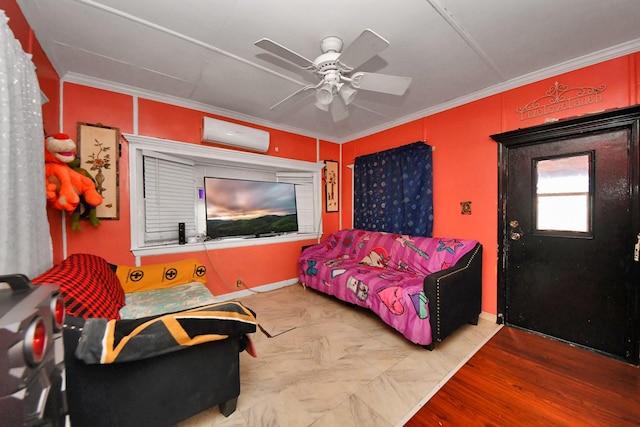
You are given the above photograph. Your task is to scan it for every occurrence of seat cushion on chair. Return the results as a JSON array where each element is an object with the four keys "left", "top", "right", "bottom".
[
  {"left": 119, "top": 281, "right": 217, "bottom": 319},
  {"left": 34, "top": 253, "right": 125, "bottom": 319}
]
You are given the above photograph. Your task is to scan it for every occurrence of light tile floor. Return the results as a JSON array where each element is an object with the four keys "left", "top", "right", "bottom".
[{"left": 179, "top": 284, "right": 499, "bottom": 427}]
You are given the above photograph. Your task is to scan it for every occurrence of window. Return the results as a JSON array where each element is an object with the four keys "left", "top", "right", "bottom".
[
  {"left": 128, "top": 135, "right": 323, "bottom": 256},
  {"left": 143, "top": 152, "right": 196, "bottom": 244},
  {"left": 534, "top": 153, "right": 592, "bottom": 235},
  {"left": 276, "top": 172, "right": 317, "bottom": 233}
]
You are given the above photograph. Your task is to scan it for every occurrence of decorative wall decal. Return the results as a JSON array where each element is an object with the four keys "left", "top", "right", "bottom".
[
  {"left": 516, "top": 81, "right": 606, "bottom": 121},
  {"left": 324, "top": 160, "right": 339, "bottom": 212},
  {"left": 77, "top": 122, "right": 120, "bottom": 219}
]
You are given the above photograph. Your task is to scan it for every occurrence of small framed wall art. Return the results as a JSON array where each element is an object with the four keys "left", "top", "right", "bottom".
[
  {"left": 324, "top": 160, "right": 339, "bottom": 212},
  {"left": 77, "top": 122, "right": 120, "bottom": 219}
]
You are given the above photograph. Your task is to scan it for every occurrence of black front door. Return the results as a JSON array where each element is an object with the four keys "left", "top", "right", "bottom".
[{"left": 492, "top": 106, "right": 640, "bottom": 365}]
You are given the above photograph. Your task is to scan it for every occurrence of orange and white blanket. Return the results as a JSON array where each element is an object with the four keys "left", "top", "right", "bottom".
[{"left": 75, "top": 301, "right": 257, "bottom": 364}]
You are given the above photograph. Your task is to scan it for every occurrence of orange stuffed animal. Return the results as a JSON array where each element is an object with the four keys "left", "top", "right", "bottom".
[{"left": 45, "top": 133, "right": 103, "bottom": 212}]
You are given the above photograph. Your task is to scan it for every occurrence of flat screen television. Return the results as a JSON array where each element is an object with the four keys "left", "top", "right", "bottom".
[{"left": 204, "top": 177, "right": 298, "bottom": 239}]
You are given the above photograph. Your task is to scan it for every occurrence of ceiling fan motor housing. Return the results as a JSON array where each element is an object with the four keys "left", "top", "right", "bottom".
[
  {"left": 314, "top": 52, "right": 342, "bottom": 74},
  {"left": 320, "top": 36, "right": 343, "bottom": 54}
]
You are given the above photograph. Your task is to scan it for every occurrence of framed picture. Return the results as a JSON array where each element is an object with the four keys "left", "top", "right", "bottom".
[
  {"left": 324, "top": 160, "right": 339, "bottom": 212},
  {"left": 77, "top": 122, "right": 120, "bottom": 219}
]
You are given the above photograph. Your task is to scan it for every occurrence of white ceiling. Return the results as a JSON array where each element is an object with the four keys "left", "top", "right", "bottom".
[{"left": 15, "top": 0, "right": 640, "bottom": 143}]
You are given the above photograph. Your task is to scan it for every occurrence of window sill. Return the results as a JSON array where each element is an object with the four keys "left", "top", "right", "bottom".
[{"left": 131, "top": 233, "right": 321, "bottom": 257}]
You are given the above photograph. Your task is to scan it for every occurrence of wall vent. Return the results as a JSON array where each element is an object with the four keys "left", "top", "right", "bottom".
[{"left": 201, "top": 117, "right": 269, "bottom": 153}]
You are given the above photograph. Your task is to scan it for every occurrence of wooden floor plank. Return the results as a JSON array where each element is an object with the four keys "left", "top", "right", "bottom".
[{"left": 405, "top": 327, "right": 640, "bottom": 427}]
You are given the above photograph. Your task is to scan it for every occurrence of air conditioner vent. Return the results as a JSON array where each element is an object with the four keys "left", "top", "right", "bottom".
[{"left": 201, "top": 117, "right": 269, "bottom": 153}]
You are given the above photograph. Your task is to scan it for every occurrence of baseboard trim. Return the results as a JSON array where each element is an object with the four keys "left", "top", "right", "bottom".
[
  {"left": 479, "top": 311, "right": 498, "bottom": 323},
  {"left": 215, "top": 278, "right": 298, "bottom": 301}
]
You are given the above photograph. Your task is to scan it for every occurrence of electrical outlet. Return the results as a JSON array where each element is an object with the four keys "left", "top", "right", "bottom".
[{"left": 236, "top": 279, "right": 243, "bottom": 288}]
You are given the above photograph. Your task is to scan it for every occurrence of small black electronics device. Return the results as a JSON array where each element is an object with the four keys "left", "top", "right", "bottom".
[{"left": 178, "top": 222, "right": 186, "bottom": 244}]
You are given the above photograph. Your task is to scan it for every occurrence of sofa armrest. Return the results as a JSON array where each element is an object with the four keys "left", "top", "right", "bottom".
[{"left": 424, "top": 243, "right": 483, "bottom": 344}]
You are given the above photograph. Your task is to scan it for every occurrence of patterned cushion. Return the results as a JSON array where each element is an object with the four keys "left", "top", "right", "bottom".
[
  {"left": 119, "top": 282, "right": 216, "bottom": 319},
  {"left": 115, "top": 258, "right": 208, "bottom": 294},
  {"left": 33, "top": 253, "right": 125, "bottom": 320}
]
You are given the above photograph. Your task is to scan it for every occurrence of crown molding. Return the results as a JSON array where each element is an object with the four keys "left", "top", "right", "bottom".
[
  {"left": 343, "top": 39, "right": 640, "bottom": 143},
  {"left": 63, "top": 39, "right": 640, "bottom": 145},
  {"left": 62, "top": 72, "right": 335, "bottom": 142}
]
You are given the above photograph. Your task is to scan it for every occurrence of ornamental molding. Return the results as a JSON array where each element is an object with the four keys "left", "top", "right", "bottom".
[{"left": 516, "top": 81, "right": 606, "bottom": 121}]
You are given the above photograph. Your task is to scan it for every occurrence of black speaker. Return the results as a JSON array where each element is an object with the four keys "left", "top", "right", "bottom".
[{"left": 178, "top": 222, "right": 186, "bottom": 245}]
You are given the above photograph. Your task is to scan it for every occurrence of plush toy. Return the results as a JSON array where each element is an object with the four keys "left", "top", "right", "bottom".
[{"left": 45, "top": 133, "right": 103, "bottom": 215}]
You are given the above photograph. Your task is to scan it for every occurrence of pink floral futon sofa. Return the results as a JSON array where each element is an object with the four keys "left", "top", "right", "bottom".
[{"left": 298, "top": 229, "right": 482, "bottom": 349}]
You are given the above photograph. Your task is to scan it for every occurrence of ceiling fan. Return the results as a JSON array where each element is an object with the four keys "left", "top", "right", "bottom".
[{"left": 255, "top": 29, "right": 412, "bottom": 122}]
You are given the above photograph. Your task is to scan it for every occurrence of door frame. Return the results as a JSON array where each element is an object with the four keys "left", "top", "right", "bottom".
[{"left": 491, "top": 105, "right": 640, "bottom": 363}]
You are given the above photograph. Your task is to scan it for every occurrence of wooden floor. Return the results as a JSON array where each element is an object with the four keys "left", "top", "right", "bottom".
[{"left": 405, "top": 326, "right": 640, "bottom": 427}]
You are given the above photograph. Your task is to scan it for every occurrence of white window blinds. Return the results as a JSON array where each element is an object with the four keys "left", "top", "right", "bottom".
[
  {"left": 277, "top": 172, "right": 318, "bottom": 233},
  {"left": 143, "top": 153, "right": 196, "bottom": 244}
]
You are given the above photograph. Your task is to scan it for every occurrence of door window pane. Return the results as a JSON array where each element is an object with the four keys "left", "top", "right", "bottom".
[{"left": 535, "top": 154, "right": 591, "bottom": 233}]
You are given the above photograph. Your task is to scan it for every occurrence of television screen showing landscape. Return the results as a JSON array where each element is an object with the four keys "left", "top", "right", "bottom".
[{"left": 204, "top": 177, "right": 298, "bottom": 239}]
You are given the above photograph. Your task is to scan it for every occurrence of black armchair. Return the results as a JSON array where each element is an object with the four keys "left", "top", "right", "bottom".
[{"left": 63, "top": 315, "right": 247, "bottom": 427}]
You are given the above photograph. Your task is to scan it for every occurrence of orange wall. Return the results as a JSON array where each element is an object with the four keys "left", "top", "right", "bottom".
[
  {"left": 3, "top": 1, "right": 336, "bottom": 296},
  {"left": 319, "top": 139, "right": 342, "bottom": 235},
  {"left": 5, "top": 1, "right": 639, "bottom": 307},
  {"left": 343, "top": 55, "right": 637, "bottom": 315},
  {"left": 60, "top": 84, "right": 134, "bottom": 265},
  {"left": 55, "top": 84, "right": 334, "bottom": 296}
]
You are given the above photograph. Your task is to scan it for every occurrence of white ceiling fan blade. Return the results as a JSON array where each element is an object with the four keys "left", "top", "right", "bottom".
[
  {"left": 255, "top": 38, "right": 314, "bottom": 68},
  {"left": 351, "top": 72, "right": 412, "bottom": 96},
  {"left": 338, "top": 29, "right": 390, "bottom": 70},
  {"left": 270, "top": 85, "right": 315, "bottom": 111},
  {"left": 329, "top": 98, "right": 349, "bottom": 122}
]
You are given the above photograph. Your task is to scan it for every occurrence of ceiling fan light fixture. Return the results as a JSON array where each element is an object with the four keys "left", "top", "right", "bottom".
[
  {"left": 315, "top": 83, "right": 334, "bottom": 105},
  {"left": 339, "top": 85, "right": 357, "bottom": 105},
  {"left": 315, "top": 101, "right": 329, "bottom": 111}
]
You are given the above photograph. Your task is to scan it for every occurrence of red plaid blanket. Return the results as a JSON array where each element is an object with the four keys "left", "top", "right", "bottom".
[{"left": 33, "top": 253, "right": 125, "bottom": 319}]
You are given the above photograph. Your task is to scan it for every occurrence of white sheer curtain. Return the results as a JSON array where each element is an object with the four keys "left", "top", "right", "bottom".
[{"left": 0, "top": 11, "right": 52, "bottom": 278}]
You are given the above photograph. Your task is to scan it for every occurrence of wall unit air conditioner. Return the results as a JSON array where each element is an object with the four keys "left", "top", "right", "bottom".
[{"left": 201, "top": 117, "right": 270, "bottom": 153}]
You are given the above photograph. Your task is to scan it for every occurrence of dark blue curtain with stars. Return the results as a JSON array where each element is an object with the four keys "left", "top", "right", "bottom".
[{"left": 354, "top": 141, "right": 433, "bottom": 236}]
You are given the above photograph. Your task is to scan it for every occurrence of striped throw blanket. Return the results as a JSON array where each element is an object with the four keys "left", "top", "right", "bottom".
[{"left": 75, "top": 301, "right": 257, "bottom": 364}]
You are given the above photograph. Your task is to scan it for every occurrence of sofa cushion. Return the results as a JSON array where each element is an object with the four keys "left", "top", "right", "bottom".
[
  {"left": 119, "top": 282, "right": 217, "bottom": 319},
  {"left": 316, "top": 229, "right": 478, "bottom": 276},
  {"left": 34, "top": 253, "right": 125, "bottom": 320},
  {"left": 115, "top": 258, "right": 208, "bottom": 294}
]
